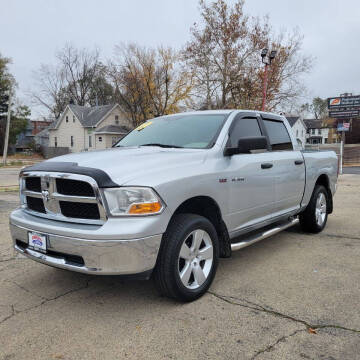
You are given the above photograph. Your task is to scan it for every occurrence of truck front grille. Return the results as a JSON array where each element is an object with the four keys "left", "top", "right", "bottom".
[
  {"left": 56, "top": 178, "right": 95, "bottom": 197},
  {"left": 26, "top": 196, "right": 46, "bottom": 213},
  {"left": 21, "top": 173, "right": 107, "bottom": 224},
  {"left": 59, "top": 201, "right": 100, "bottom": 219},
  {"left": 25, "top": 177, "right": 41, "bottom": 192}
]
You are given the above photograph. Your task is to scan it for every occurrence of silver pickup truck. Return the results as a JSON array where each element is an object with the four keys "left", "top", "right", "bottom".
[{"left": 10, "top": 110, "right": 338, "bottom": 301}]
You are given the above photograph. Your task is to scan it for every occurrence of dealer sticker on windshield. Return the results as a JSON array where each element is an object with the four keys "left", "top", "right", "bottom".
[
  {"left": 135, "top": 121, "right": 152, "bottom": 131},
  {"left": 28, "top": 232, "right": 47, "bottom": 252}
]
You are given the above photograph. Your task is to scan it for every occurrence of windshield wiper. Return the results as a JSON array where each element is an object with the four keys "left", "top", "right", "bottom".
[{"left": 140, "top": 143, "right": 184, "bottom": 148}]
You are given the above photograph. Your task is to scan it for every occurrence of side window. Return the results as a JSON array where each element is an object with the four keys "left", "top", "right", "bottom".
[
  {"left": 229, "top": 117, "right": 262, "bottom": 147},
  {"left": 263, "top": 119, "right": 293, "bottom": 151}
]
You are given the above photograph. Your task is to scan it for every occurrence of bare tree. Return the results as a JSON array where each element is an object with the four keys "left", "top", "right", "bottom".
[
  {"left": 57, "top": 44, "right": 101, "bottom": 106},
  {"left": 31, "top": 44, "right": 108, "bottom": 118},
  {"left": 30, "top": 64, "right": 68, "bottom": 118}
]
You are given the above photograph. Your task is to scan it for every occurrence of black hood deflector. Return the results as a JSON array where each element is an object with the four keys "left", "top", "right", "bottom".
[{"left": 21, "top": 162, "right": 119, "bottom": 188}]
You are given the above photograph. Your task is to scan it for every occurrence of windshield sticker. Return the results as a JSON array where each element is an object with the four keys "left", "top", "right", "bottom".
[{"left": 136, "top": 121, "right": 152, "bottom": 131}]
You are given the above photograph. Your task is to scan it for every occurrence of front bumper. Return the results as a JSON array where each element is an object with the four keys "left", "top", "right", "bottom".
[{"left": 10, "top": 209, "right": 164, "bottom": 276}]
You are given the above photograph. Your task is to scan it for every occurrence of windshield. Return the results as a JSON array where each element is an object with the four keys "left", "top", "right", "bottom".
[{"left": 115, "top": 114, "right": 227, "bottom": 149}]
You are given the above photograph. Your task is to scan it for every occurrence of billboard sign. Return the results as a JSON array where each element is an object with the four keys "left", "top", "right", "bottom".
[
  {"left": 337, "top": 122, "right": 350, "bottom": 132},
  {"left": 328, "top": 95, "right": 360, "bottom": 109},
  {"left": 329, "top": 110, "right": 360, "bottom": 118}
]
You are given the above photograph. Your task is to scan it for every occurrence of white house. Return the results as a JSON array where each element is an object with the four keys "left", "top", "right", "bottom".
[
  {"left": 303, "top": 119, "right": 338, "bottom": 144},
  {"left": 49, "top": 104, "right": 132, "bottom": 153},
  {"left": 285, "top": 116, "right": 307, "bottom": 147}
]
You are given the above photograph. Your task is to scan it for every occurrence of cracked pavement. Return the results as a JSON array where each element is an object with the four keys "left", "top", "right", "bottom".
[{"left": 0, "top": 175, "right": 359, "bottom": 359}]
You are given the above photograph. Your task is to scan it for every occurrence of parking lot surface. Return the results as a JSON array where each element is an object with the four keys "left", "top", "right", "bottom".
[{"left": 0, "top": 175, "right": 359, "bottom": 360}]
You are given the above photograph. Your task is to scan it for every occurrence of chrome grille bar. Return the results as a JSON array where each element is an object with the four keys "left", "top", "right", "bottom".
[{"left": 20, "top": 171, "right": 107, "bottom": 225}]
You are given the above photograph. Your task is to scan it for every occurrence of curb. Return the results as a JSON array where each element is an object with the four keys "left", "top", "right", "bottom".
[{"left": 0, "top": 186, "right": 19, "bottom": 192}]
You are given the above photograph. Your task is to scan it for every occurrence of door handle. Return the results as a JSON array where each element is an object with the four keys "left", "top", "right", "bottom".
[
  {"left": 261, "top": 163, "right": 273, "bottom": 169},
  {"left": 294, "top": 160, "right": 304, "bottom": 165}
]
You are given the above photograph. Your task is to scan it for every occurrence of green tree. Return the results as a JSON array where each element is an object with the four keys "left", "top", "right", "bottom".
[
  {"left": 0, "top": 53, "right": 14, "bottom": 114},
  {"left": 301, "top": 97, "right": 328, "bottom": 119},
  {"left": 0, "top": 53, "right": 30, "bottom": 155}
]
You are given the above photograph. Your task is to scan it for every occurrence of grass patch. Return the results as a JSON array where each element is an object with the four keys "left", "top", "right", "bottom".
[{"left": 0, "top": 160, "right": 24, "bottom": 168}]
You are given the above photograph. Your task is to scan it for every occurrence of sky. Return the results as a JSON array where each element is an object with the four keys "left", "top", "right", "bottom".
[{"left": 1, "top": 0, "right": 360, "bottom": 117}]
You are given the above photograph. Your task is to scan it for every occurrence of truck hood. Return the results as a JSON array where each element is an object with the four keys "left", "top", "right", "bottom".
[{"left": 48, "top": 146, "right": 208, "bottom": 186}]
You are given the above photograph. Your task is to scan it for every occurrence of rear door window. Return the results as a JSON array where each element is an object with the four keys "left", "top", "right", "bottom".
[{"left": 263, "top": 119, "right": 293, "bottom": 151}]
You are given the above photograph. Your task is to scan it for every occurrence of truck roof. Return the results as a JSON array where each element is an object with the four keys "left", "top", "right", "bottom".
[{"left": 162, "top": 109, "right": 283, "bottom": 118}]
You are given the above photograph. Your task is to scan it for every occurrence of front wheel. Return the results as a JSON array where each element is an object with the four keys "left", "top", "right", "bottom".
[
  {"left": 299, "top": 185, "right": 329, "bottom": 233},
  {"left": 153, "top": 214, "right": 219, "bottom": 302}
]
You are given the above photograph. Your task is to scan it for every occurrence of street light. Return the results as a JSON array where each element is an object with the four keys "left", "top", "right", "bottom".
[{"left": 261, "top": 48, "right": 277, "bottom": 111}]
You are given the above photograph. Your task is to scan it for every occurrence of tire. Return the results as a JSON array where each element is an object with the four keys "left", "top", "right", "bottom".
[
  {"left": 299, "top": 185, "right": 329, "bottom": 233},
  {"left": 153, "top": 213, "right": 219, "bottom": 302}
]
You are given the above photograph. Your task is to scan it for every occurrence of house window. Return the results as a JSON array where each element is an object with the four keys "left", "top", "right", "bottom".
[
  {"left": 325, "top": 138, "right": 328, "bottom": 144},
  {"left": 296, "top": 129, "right": 299, "bottom": 137},
  {"left": 71, "top": 136, "right": 74, "bottom": 147},
  {"left": 115, "top": 115, "right": 119, "bottom": 125},
  {"left": 66, "top": 116, "right": 69, "bottom": 123},
  {"left": 54, "top": 137, "right": 57, "bottom": 147},
  {"left": 98, "top": 136, "right": 102, "bottom": 142},
  {"left": 112, "top": 136, "right": 118, "bottom": 145},
  {"left": 73, "top": 116, "right": 75, "bottom": 123},
  {"left": 89, "top": 136, "right": 92, "bottom": 148},
  {"left": 318, "top": 129, "right": 322, "bottom": 135},
  {"left": 312, "top": 129, "right": 315, "bottom": 135}
]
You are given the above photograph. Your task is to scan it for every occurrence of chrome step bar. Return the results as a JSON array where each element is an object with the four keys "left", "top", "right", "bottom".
[{"left": 231, "top": 217, "right": 299, "bottom": 252}]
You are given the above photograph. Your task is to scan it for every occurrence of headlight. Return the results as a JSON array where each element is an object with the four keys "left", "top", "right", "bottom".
[{"left": 103, "top": 187, "right": 164, "bottom": 216}]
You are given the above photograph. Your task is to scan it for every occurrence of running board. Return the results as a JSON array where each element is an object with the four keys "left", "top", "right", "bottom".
[{"left": 231, "top": 218, "right": 299, "bottom": 252}]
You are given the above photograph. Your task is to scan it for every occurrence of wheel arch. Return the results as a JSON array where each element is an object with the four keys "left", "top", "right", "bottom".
[
  {"left": 169, "top": 196, "right": 231, "bottom": 258},
  {"left": 315, "top": 174, "right": 333, "bottom": 214}
]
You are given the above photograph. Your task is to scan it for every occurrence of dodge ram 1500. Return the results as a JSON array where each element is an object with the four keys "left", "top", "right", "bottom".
[{"left": 10, "top": 110, "right": 338, "bottom": 301}]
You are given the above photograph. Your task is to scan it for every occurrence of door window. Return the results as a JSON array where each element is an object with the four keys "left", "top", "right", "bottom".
[
  {"left": 229, "top": 117, "right": 262, "bottom": 147},
  {"left": 263, "top": 119, "right": 293, "bottom": 151}
]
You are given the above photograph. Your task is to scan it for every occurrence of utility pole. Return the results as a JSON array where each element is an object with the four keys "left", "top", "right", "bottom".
[
  {"left": 260, "top": 48, "right": 277, "bottom": 111},
  {"left": 339, "top": 131, "right": 344, "bottom": 175},
  {"left": 261, "top": 63, "right": 269, "bottom": 112},
  {"left": 2, "top": 91, "right": 12, "bottom": 166}
]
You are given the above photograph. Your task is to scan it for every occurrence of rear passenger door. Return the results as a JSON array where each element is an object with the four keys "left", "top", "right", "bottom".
[
  {"left": 225, "top": 115, "right": 276, "bottom": 233},
  {"left": 261, "top": 116, "right": 305, "bottom": 216}
]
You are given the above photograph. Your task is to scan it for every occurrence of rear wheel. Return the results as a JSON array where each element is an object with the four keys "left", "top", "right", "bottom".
[
  {"left": 299, "top": 185, "right": 328, "bottom": 233},
  {"left": 153, "top": 214, "right": 219, "bottom": 302}
]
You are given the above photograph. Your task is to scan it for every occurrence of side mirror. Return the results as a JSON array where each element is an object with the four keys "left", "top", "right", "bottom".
[{"left": 225, "top": 136, "right": 268, "bottom": 156}]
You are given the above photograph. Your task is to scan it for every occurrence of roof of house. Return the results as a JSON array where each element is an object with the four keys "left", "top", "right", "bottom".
[
  {"left": 285, "top": 116, "right": 299, "bottom": 127},
  {"left": 69, "top": 104, "right": 115, "bottom": 127},
  {"left": 303, "top": 119, "right": 323, "bottom": 129},
  {"left": 49, "top": 104, "right": 117, "bottom": 130},
  {"left": 95, "top": 125, "right": 130, "bottom": 134},
  {"left": 34, "top": 127, "right": 50, "bottom": 139},
  {"left": 48, "top": 119, "right": 59, "bottom": 129}
]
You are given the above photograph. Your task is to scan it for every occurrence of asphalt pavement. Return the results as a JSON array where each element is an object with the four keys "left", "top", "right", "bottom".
[
  {"left": 343, "top": 166, "right": 360, "bottom": 174},
  {"left": 0, "top": 175, "right": 359, "bottom": 359}
]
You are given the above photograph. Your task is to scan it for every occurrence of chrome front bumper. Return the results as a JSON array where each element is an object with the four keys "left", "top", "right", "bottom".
[{"left": 10, "top": 216, "right": 163, "bottom": 276}]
